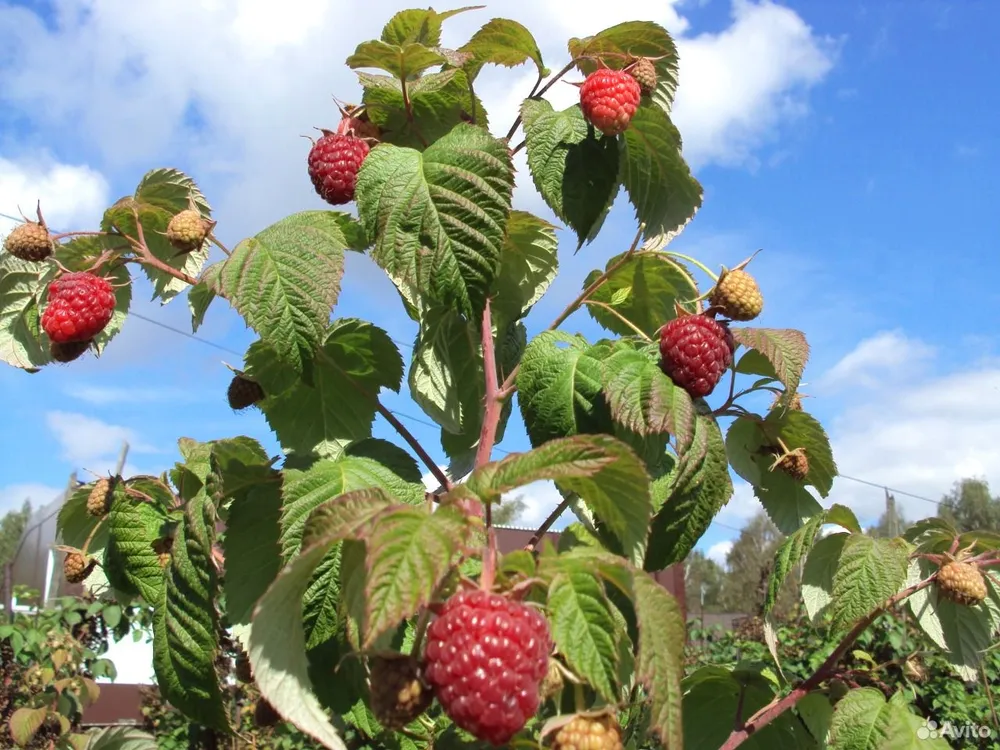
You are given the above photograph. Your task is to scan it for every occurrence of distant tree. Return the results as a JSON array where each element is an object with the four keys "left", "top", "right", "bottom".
[
  {"left": 938, "top": 478, "right": 1000, "bottom": 532},
  {"left": 684, "top": 550, "right": 725, "bottom": 616},
  {"left": 492, "top": 494, "right": 528, "bottom": 526},
  {"left": 0, "top": 500, "right": 32, "bottom": 566},
  {"left": 867, "top": 493, "right": 909, "bottom": 538},
  {"left": 720, "top": 511, "right": 799, "bottom": 618}
]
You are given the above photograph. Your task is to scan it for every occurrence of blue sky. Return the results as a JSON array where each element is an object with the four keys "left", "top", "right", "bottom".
[{"left": 2, "top": 0, "right": 999, "bottom": 569}]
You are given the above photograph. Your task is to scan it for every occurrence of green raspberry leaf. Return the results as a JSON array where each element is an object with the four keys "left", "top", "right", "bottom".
[
  {"left": 361, "top": 70, "right": 489, "bottom": 150},
  {"left": 0, "top": 254, "right": 48, "bottom": 371},
  {"left": 584, "top": 250, "right": 699, "bottom": 338},
  {"left": 355, "top": 123, "right": 513, "bottom": 319},
  {"left": 347, "top": 40, "right": 446, "bottom": 80},
  {"left": 620, "top": 106, "right": 702, "bottom": 241},
  {"left": 379, "top": 6, "right": 479, "bottom": 47},
  {"left": 569, "top": 21, "right": 680, "bottom": 114},
  {"left": 600, "top": 346, "right": 695, "bottom": 442},
  {"left": 209, "top": 210, "right": 348, "bottom": 375},
  {"left": 362, "top": 504, "right": 474, "bottom": 648},
  {"left": 517, "top": 331, "right": 614, "bottom": 447},
  {"left": 464, "top": 434, "right": 652, "bottom": 564},
  {"left": 280, "top": 439, "right": 423, "bottom": 559},
  {"left": 547, "top": 566, "right": 620, "bottom": 702},
  {"left": 246, "top": 319, "right": 403, "bottom": 459},
  {"left": 105, "top": 485, "right": 169, "bottom": 603},
  {"left": 460, "top": 18, "right": 545, "bottom": 78},
  {"left": 490, "top": 210, "right": 559, "bottom": 330},
  {"left": 222, "top": 482, "right": 283, "bottom": 627},
  {"left": 521, "top": 99, "right": 621, "bottom": 247},
  {"left": 764, "top": 512, "right": 826, "bottom": 616},
  {"left": 152, "top": 495, "right": 228, "bottom": 731},
  {"left": 646, "top": 413, "right": 732, "bottom": 570},
  {"left": 830, "top": 534, "right": 910, "bottom": 632},
  {"left": 205, "top": 436, "right": 274, "bottom": 506},
  {"left": 731, "top": 328, "right": 810, "bottom": 409},
  {"left": 633, "top": 571, "right": 685, "bottom": 748},
  {"left": 187, "top": 273, "right": 215, "bottom": 334},
  {"left": 101, "top": 168, "right": 212, "bottom": 302},
  {"left": 57, "top": 482, "right": 109, "bottom": 551},
  {"left": 771, "top": 410, "right": 837, "bottom": 498},
  {"left": 828, "top": 688, "right": 941, "bottom": 749},
  {"left": 801, "top": 532, "right": 848, "bottom": 622}
]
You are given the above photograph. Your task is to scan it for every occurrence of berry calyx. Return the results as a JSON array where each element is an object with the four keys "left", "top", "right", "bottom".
[
  {"left": 307, "top": 130, "right": 370, "bottom": 206},
  {"left": 227, "top": 374, "right": 264, "bottom": 410},
  {"left": 3, "top": 221, "right": 53, "bottom": 262},
  {"left": 423, "top": 589, "right": 553, "bottom": 746},
  {"left": 49, "top": 339, "right": 93, "bottom": 364},
  {"left": 86, "top": 477, "right": 114, "bottom": 518},
  {"left": 579, "top": 68, "right": 642, "bottom": 136},
  {"left": 64, "top": 552, "right": 95, "bottom": 584},
  {"left": 551, "top": 714, "right": 624, "bottom": 750},
  {"left": 658, "top": 313, "right": 735, "bottom": 398},
  {"left": 369, "top": 653, "right": 432, "bottom": 730},
  {"left": 629, "top": 57, "right": 658, "bottom": 97},
  {"left": 41, "top": 272, "right": 116, "bottom": 344},
  {"left": 165, "top": 209, "right": 211, "bottom": 254},
  {"left": 937, "top": 560, "right": 988, "bottom": 607},
  {"left": 337, "top": 104, "right": 381, "bottom": 141},
  {"left": 710, "top": 269, "right": 764, "bottom": 322}
]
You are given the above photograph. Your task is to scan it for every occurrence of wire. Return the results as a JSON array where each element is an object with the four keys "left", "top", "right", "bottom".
[{"left": 836, "top": 474, "right": 943, "bottom": 507}]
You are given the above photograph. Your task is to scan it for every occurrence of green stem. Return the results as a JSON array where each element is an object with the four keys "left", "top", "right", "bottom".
[
  {"left": 663, "top": 250, "right": 719, "bottom": 282},
  {"left": 582, "top": 300, "right": 650, "bottom": 340}
]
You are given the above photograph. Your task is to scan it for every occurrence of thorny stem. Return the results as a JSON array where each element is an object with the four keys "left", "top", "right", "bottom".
[
  {"left": 526, "top": 498, "right": 572, "bottom": 552},
  {"left": 376, "top": 401, "right": 452, "bottom": 492},
  {"left": 719, "top": 576, "right": 936, "bottom": 750},
  {"left": 475, "top": 298, "right": 502, "bottom": 473},
  {"left": 582, "top": 300, "right": 651, "bottom": 340},
  {"left": 125, "top": 211, "right": 198, "bottom": 286},
  {"left": 497, "top": 223, "right": 646, "bottom": 400},
  {"left": 511, "top": 139, "right": 527, "bottom": 156}
]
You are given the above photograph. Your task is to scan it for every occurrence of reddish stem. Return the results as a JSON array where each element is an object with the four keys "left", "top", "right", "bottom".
[
  {"left": 125, "top": 212, "right": 198, "bottom": 287},
  {"left": 475, "top": 298, "right": 501, "bottom": 474},
  {"left": 719, "top": 576, "right": 935, "bottom": 750}
]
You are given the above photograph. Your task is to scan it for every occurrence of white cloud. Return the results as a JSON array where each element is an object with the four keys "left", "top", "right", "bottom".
[
  {"left": 706, "top": 540, "right": 733, "bottom": 568},
  {"left": 0, "top": 0, "right": 838, "bottom": 241},
  {"left": 44, "top": 411, "right": 160, "bottom": 476},
  {"left": 0, "top": 482, "right": 62, "bottom": 515},
  {"left": 0, "top": 154, "right": 109, "bottom": 236},
  {"left": 817, "top": 330, "right": 935, "bottom": 392},
  {"left": 819, "top": 332, "right": 1000, "bottom": 525}
]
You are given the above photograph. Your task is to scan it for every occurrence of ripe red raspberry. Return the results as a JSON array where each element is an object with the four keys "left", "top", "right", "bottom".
[
  {"left": 423, "top": 589, "right": 552, "bottom": 746},
  {"left": 658, "top": 313, "right": 735, "bottom": 398},
  {"left": 307, "top": 130, "right": 370, "bottom": 206},
  {"left": 41, "top": 272, "right": 116, "bottom": 344},
  {"left": 579, "top": 68, "right": 642, "bottom": 137}
]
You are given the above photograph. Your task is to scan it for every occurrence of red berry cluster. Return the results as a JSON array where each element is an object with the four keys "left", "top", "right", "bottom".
[
  {"left": 658, "top": 313, "right": 735, "bottom": 398},
  {"left": 423, "top": 590, "right": 552, "bottom": 746},
  {"left": 41, "top": 271, "right": 116, "bottom": 344},
  {"left": 579, "top": 68, "right": 642, "bottom": 136}
]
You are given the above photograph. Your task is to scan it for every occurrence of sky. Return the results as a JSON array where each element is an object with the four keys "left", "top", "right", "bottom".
[{"left": 2, "top": 0, "right": 999, "bottom": 576}]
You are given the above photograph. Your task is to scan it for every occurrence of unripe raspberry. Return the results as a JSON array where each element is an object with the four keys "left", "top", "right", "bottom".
[
  {"left": 551, "top": 714, "right": 624, "bottom": 750},
  {"left": 658, "top": 313, "right": 735, "bottom": 398},
  {"left": 3, "top": 221, "right": 53, "bottom": 262},
  {"left": 937, "top": 560, "right": 988, "bottom": 606},
  {"left": 710, "top": 269, "right": 764, "bottom": 322},
  {"left": 86, "top": 477, "right": 114, "bottom": 517},
  {"left": 772, "top": 448, "right": 809, "bottom": 480},
  {"left": 64, "top": 552, "right": 95, "bottom": 584},
  {"left": 152, "top": 537, "right": 173, "bottom": 568},
  {"left": 423, "top": 589, "right": 553, "bottom": 745},
  {"left": 369, "top": 653, "right": 432, "bottom": 730},
  {"left": 307, "top": 131, "right": 370, "bottom": 206},
  {"left": 41, "top": 272, "right": 116, "bottom": 344},
  {"left": 165, "top": 209, "right": 211, "bottom": 254},
  {"left": 227, "top": 374, "right": 264, "bottom": 410},
  {"left": 579, "top": 69, "right": 642, "bottom": 136},
  {"left": 234, "top": 649, "right": 253, "bottom": 683},
  {"left": 629, "top": 57, "right": 658, "bottom": 97}
]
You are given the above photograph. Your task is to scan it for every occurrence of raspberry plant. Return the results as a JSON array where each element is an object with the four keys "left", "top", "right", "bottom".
[{"left": 1, "top": 6, "right": 998, "bottom": 749}]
